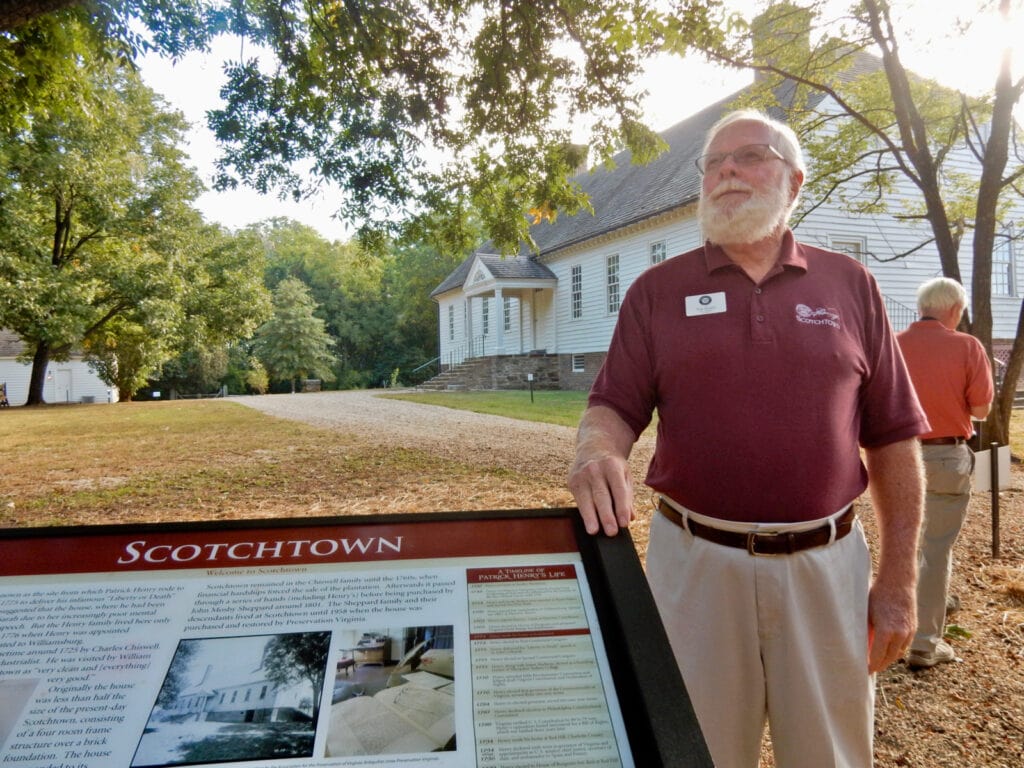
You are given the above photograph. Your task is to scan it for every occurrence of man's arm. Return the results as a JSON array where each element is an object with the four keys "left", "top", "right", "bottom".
[
  {"left": 863, "top": 437, "right": 924, "bottom": 673},
  {"left": 970, "top": 403, "right": 992, "bottom": 420},
  {"left": 568, "top": 405, "right": 637, "bottom": 536}
]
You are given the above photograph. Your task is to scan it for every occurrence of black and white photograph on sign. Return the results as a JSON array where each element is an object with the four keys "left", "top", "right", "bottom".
[
  {"left": 131, "top": 631, "right": 330, "bottom": 767},
  {"left": 326, "top": 625, "right": 455, "bottom": 757}
]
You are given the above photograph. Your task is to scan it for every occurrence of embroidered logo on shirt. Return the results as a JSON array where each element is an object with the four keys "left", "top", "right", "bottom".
[{"left": 795, "top": 303, "right": 840, "bottom": 329}]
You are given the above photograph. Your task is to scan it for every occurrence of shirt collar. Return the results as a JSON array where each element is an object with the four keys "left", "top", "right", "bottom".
[{"left": 703, "top": 229, "right": 808, "bottom": 276}]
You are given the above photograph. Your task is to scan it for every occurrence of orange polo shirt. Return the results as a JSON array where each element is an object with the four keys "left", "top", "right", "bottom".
[{"left": 897, "top": 319, "right": 993, "bottom": 440}]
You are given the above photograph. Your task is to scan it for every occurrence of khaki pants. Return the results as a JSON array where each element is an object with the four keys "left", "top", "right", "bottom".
[
  {"left": 912, "top": 442, "right": 973, "bottom": 654},
  {"left": 646, "top": 509, "right": 873, "bottom": 768}
]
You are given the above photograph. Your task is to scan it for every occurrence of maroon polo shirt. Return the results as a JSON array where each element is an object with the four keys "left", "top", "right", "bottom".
[{"left": 589, "top": 231, "right": 928, "bottom": 523}]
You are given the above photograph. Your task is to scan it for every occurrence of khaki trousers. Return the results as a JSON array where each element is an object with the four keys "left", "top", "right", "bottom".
[
  {"left": 646, "top": 509, "right": 874, "bottom": 768},
  {"left": 912, "top": 442, "right": 973, "bottom": 654}
]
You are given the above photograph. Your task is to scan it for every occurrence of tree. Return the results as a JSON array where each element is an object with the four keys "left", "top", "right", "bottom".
[
  {"left": 155, "top": 640, "right": 198, "bottom": 709},
  {"left": 253, "top": 277, "right": 337, "bottom": 392},
  {"left": 0, "top": 28, "right": 207, "bottom": 405},
  {"left": 659, "top": 0, "right": 1024, "bottom": 445},
  {"left": 260, "top": 631, "right": 331, "bottom": 724},
  {"left": 382, "top": 239, "right": 469, "bottom": 383},
  {"left": 86, "top": 315, "right": 178, "bottom": 402},
  {"left": 0, "top": 0, "right": 721, "bottom": 254},
  {"left": 145, "top": 225, "right": 271, "bottom": 398}
]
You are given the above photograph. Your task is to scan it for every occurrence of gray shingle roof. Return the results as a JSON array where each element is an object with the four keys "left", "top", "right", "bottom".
[
  {"left": 431, "top": 88, "right": 744, "bottom": 299},
  {"left": 430, "top": 253, "right": 557, "bottom": 297},
  {"left": 0, "top": 330, "right": 24, "bottom": 357},
  {"left": 432, "top": 53, "right": 881, "bottom": 298},
  {"left": 526, "top": 91, "right": 745, "bottom": 256}
]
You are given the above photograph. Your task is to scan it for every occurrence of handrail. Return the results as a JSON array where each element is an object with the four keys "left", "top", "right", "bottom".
[
  {"left": 412, "top": 356, "right": 440, "bottom": 374},
  {"left": 883, "top": 294, "right": 917, "bottom": 332},
  {"left": 444, "top": 336, "right": 486, "bottom": 368}
]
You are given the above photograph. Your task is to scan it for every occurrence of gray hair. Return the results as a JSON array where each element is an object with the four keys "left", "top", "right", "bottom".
[
  {"left": 701, "top": 109, "right": 807, "bottom": 176},
  {"left": 917, "top": 277, "right": 967, "bottom": 315}
]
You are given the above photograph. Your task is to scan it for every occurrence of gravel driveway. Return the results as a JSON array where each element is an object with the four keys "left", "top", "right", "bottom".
[{"left": 228, "top": 389, "right": 656, "bottom": 482}]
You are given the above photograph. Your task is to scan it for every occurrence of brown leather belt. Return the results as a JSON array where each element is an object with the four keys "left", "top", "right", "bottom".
[
  {"left": 920, "top": 436, "right": 965, "bottom": 445},
  {"left": 657, "top": 499, "right": 856, "bottom": 556}
]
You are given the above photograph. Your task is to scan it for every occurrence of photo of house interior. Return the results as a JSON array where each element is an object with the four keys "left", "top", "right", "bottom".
[{"left": 326, "top": 625, "right": 455, "bottom": 757}]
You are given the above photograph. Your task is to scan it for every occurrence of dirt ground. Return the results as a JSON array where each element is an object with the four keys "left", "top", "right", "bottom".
[{"left": 233, "top": 391, "right": 1024, "bottom": 766}]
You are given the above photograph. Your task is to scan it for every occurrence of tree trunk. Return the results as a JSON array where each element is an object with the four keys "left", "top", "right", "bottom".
[
  {"left": 988, "top": 303, "right": 1024, "bottom": 447},
  {"left": 25, "top": 342, "right": 51, "bottom": 406}
]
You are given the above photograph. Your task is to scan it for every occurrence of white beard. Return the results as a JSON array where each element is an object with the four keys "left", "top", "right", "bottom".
[{"left": 698, "top": 177, "right": 791, "bottom": 246}]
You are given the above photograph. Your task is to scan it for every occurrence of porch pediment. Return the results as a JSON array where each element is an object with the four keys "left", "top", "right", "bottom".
[
  {"left": 461, "top": 253, "right": 557, "bottom": 299},
  {"left": 462, "top": 256, "right": 494, "bottom": 293}
]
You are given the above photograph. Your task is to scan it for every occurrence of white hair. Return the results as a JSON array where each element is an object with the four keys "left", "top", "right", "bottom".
[
  {"left": 702, "top": 109, "right": 806, "bottom": 176},
  {"left": 917, "top": 277, "right": 967, "bottom": 315}
]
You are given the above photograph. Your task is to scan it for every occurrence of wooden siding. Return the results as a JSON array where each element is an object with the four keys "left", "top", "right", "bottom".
[
  {"left": 433, "top": 100, "right": 1023, "bottom": 369},
  {"left": 545, "top": 213, "right": 705, "bottom": 354}
]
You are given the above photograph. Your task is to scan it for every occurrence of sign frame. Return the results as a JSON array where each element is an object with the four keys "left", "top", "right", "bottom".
[{"left": 0, "top": 508, "right": 711, "bottom": 767}]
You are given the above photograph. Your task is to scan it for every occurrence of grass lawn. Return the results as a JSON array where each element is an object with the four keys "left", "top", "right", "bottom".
[
  {"left": 381, "top": 389, "right": 590, "bottom": 428},
  {"left": 1, "top": 393, "right": 1020, "bottom": 528},
  {"left": 0, "top": 398, "right": 569, "bottom": 527}
]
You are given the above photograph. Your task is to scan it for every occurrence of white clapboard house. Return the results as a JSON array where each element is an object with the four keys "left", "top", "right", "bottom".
[
  {"left": 167, "top": 666, "right": 314, "bottom": 724},
  {"left": 0, "top": 330, "right": 117, "bottom": 406},
  {"left": 429, "top": 84, "right": 1023, "bottom": 392}
]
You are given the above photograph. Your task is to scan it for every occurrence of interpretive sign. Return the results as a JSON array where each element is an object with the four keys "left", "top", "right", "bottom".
[{"left": 0, "top": 508, "right": 710, "bottom": 768}]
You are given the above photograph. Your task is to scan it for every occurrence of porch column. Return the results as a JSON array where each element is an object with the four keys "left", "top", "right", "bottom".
[
  {"left": 465, "top": 296, "right": 473, "bottom": 358},
  {"left": 494, "top": 287, "right": 505, "bottom": 355}
]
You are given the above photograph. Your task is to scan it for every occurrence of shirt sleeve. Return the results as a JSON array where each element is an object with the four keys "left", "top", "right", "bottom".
[
  {"left": 966, "top": 336, "right": 995, "bottom": 408},
  {"left": 587, "top": 280, "right": 658, "bottom": 441}
]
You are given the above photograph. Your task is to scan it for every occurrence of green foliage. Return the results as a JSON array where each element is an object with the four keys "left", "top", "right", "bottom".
[
  {"left": 253, "top": 277, "right": 337, "bottom": 390},
  {"left": 252, "top": 219, "right": 464, "bottom": 389},
  {"left": 945, "top": 624, "right": 973, "bottom": 641},
  {"left": 0, "top": 29, "right": 211, "bottom": 404},
  {"left": 147, "top": 225, "right": 271, "bottom": 397},
  {"left": 5, "top": 2, "right": 705, "bottom": 252},
  {"left": 0, "top": 23, "right": 271, "bottom": 404},
  {"left": 244, "top": 358, "right": 270, "bottom": 395}
]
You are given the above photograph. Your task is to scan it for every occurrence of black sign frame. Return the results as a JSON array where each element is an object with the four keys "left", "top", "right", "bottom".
[{"left": 0, "top": 507, "right": 712, "bottom": 767}]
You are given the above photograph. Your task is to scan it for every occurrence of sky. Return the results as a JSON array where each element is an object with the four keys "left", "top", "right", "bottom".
[
  {"left": 138, "top": 44, "right": 749, "bottom": 243},
  {"left": 136, "top": 2, "right": 1020, "bottom": 244}
]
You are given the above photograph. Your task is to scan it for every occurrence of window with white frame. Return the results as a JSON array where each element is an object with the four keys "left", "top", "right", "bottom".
[
  {"left": 572, "top": 354, "right": 585, "bottom": 373},
  {"left": 448, "top": 305, "right": 454, "bottom": 341},
  {"left": 571, "top": 264, "right": 583, "bottom": 319},
  {"left": 650, "top": 240, "right": 667, "bottom": 265},
  {"left": 993, "top": 230, "right": 1017, "bottom": 296},
  {"left": 482, "top": 297, "right": 490, "bottom": 335},
  {"left": 606, "top": 253, "right": 620, "bottom": 313},
  {"left": 503, "top": 296, "right": 512, "bottom": 331},
  {"left": 831, "top": 237, "right": 867, "bottom": 265}
]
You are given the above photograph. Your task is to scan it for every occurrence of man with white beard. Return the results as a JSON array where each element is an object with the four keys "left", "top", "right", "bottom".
[{"left": 568, "top": 109, "right": 928, "bottom": 767}]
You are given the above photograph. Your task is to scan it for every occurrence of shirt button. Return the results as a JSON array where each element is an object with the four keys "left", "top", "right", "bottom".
[
  {"left": 755, "top": 288, "right": 763, "bottom": 294},
  {"left": 756, "top": 315, "right": 765, "bottom": 322}
]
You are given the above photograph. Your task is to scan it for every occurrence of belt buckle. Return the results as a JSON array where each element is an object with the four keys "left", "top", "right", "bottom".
[{"left": 746, "top": 530, "right": 786, "bottom": 557}]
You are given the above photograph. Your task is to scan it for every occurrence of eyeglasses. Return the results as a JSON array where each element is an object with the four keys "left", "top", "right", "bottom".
[{"left": 694, "top": 144, "right": 787, "bottom": 175}]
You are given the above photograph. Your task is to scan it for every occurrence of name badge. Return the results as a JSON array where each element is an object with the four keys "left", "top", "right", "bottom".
[{"left": 685, "top": 292, "right": 727, "bottom": 316}]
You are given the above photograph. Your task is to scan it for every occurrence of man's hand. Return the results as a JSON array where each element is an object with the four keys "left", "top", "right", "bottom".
[
  {"left": 568, "top": 406, "right": 637, "bottom": 536},
  {"left": 867, "top": 576, "right": 916, "bottom": 673}
]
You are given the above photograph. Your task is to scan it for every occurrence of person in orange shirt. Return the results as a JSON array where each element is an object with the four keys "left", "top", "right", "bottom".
[{"left": 897, "top": 277, "right": 994, "bottom": 668}]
